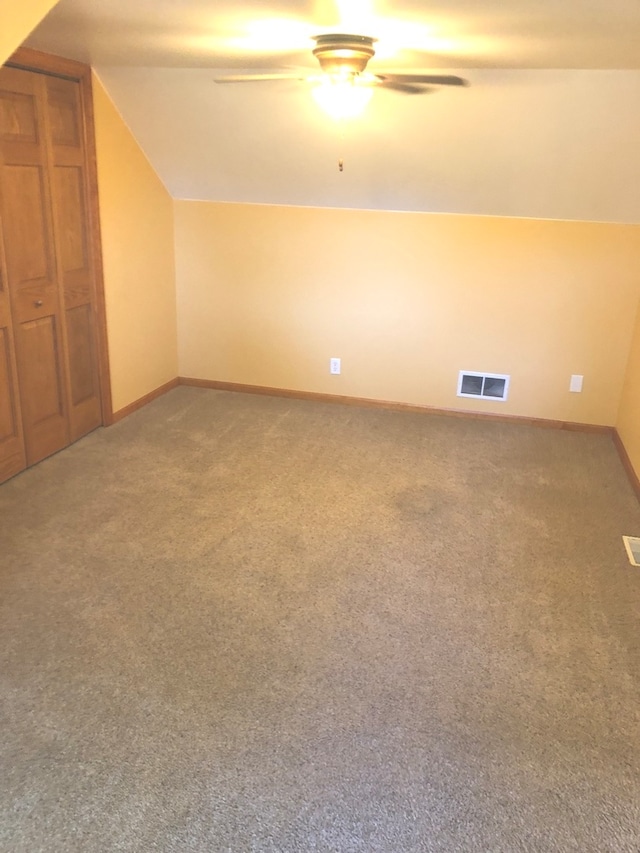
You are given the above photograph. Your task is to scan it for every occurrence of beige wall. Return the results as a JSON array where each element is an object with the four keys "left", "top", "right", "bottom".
[
  {"left": 4, "top": 0, "right": 640, "bottom": 479},
  {"left": 175, "top": 201, "right": 640, "bottom": 426},
  {"left": 92, "top": 75, "right": 178, "bottom": 413},
  {"left": 0, "top": 0, "right": 57, "bottom": 64},
  {"left": 617, "top": 301, "right": 640, "bottom": 476}
]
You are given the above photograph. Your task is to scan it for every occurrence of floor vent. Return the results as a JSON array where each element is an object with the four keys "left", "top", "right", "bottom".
[
  {"left": 622, "top": 536, "right": 640, "bottom": 567},
  {"left": 457, "top": 371, "right": 510, "bottom": 402}
]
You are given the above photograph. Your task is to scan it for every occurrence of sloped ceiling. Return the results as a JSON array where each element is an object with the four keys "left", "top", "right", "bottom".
[{"left": 24, "top": 0, "right": 640, "bottom": 222}]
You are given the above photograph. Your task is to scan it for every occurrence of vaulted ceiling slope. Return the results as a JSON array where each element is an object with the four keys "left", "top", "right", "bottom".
[{"left": 25, "top": 0, "right": 640, "bottom": 222}]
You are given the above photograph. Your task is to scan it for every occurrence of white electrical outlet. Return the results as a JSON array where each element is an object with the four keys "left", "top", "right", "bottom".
[
  {"left": 570, "top": 374, "right": 583, "bottom": 393},
  {"left": 330, "top": 357, "right": 341, "bottom": 375}
]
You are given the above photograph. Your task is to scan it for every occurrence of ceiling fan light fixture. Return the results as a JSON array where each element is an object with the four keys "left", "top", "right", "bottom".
[
  {"left": 214, "top": 31, "right": 468, "bottom": 111},
  {"left": 311, "top": 73, "right": 373, "bottom": 121},
  {"left": 312, "top": 33, "right": 376, "bottom": 75},
  {"left": 309, "top": 35, "right": 378, "bottom": 120}
]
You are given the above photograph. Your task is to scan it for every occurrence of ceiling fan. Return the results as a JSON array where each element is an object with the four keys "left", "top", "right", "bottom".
[{"left": 214, "top": 33, "right": 468, "bottom": 96}]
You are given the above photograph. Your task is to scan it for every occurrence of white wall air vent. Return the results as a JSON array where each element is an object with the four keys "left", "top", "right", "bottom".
[
  {"left": 622, "top": 536, "right": 640, "bottom": 567},
  {"left": 457, "top": 371, "right": 510, "bottom": 402}
]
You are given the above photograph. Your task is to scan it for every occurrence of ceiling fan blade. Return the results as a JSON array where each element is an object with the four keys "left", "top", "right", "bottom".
[
  {"left": 376, "top": 74, "right": 468, "bottom": 87},
  {"left": 375, "top": 81, "right": 432, "bottom": 95},
  {"left": 214, "top": 72, "right": 304, "bottom": 84}
]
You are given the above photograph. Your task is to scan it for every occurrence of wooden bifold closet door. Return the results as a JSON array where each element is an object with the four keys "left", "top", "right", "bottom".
[{"left": 0, "top": 53, "right": 109, "bottom": 484}]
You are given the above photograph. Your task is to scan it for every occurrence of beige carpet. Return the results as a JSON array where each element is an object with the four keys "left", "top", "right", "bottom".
[{"left": 2, "top": 386, "right": 640, "bottom": 852}]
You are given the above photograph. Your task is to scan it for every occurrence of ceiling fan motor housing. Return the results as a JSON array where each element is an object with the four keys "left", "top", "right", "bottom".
[{"left": 312, "top": 34, "right": 376, "bottom": 76}]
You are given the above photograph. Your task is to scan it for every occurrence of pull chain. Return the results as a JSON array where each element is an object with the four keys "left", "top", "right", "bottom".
[{"left": 338, "top": 123, "right": 345, "bottom": 172}]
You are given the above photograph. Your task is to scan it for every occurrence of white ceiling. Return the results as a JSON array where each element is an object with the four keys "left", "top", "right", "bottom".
[{"left": 24, "top": 1, "right": 640, "bottom": 221}]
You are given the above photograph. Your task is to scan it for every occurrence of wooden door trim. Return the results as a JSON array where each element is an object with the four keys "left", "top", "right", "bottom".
[
  {"left": 6, "top": 47, "right": 91, "bottom": 82},
  {"left": 5, "top": 47, "right": 113, "bottom": 425}
]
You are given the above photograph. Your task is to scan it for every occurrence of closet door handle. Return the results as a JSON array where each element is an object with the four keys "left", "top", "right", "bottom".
[{"left": 34, "top": 299, "right": 43, "bottom": 307}]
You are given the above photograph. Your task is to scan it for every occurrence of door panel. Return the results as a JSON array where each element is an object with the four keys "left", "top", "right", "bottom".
[
  {"left": 0, "top": 181, "right": 25, "bottom": 479},
  {"left": 47, "top": 81, "right": 81, "bottom": 148},
  {"left": 0, "top": 329, "right": 14, "bottom": 439},
  {"left": 66, "top": 304, "right": 95, "bottom": 404},
  {"left": 0, "top": 66, "right": 70, "bottom": 467},
  {"left": 15, "top": 310, "right": 68, "bottom": 464},
  {"left": 0, "top": 58, "right": 106, "bottom": 484},
  {"left": 0, "top": 88, "right": 38, "bottom": 144},
  {"left": 18, "top": 315, "right": 65, "bottom": 424},
  {"left": 52, "top": 165, "right": 87, "bottom": 274},
  {"left": 46, "top": 76, "right": 101, "bottom": 441},
  {"left": 3, "top": 164, "right": 53, "bottom": 284},
  {"left": 0, "top": 307, "right": 26, "bottom": 481}
]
